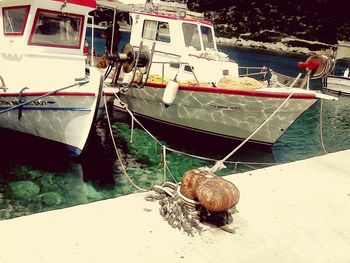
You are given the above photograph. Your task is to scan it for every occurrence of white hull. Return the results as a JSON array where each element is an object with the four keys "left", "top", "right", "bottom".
[
  {"left": 0, "top": 0, "right": 101, "bottom": 156},
  {"left": 114, "top": 84, "right": 318, "bottom": 145},
  {"left": 326, "top": 75, "right": 350, "bottom": 95},
  {"left": 105, "top": 6, "right": 335, "bottom": 147},
  {"left": 0, "top": 68, "right": 103, "bottom": 156}
]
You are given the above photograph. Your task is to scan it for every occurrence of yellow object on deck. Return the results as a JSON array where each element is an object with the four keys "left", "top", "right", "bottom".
[{"left": 217, "top": 76, "right": 263, "bottom": 89}]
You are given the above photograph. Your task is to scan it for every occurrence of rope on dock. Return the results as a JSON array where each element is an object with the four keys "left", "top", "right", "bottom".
[
  {"left": 145, "top": 182, "right": 237, "bottom": 236},
  {"left": 145, "top": 183, "right": 203, "bottom": 236}
]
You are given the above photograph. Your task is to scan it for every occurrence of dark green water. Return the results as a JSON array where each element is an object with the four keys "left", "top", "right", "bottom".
[{"left": 1, "top": 47, "right": 349, "bottom": 220}]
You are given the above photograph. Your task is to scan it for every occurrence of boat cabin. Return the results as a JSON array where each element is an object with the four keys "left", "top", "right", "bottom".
[
  {"left": 129, "top": 12, "right": 217, "bottom": 56},
  {"left": 0, "top": 0, "right": 96, "bottom": 92},
  {"left": 128, "top": 10, "right": 238, "bottom": 84}
]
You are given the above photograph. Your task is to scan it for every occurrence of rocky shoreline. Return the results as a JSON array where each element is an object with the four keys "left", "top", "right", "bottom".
[
  {"left": 119, "top": 19, "right": 334, "bottom": 57},
  {"left": 216, "top": 36, "right": 334, "bottom": 56}
]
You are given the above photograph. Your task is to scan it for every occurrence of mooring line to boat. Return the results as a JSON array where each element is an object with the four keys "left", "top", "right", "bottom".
[
  {"left": 161, "top": 145, "right": 277, "bottom": 168},
  {"left": 163, "top": 145, "right": 178, "bottom": 183},
  {"left": 110, "top": 90, "right": 279, "bottom": 181},
  {"left": 0, "top": 81, "right": 89, "bottom": 115},
  {"left": 123, "top": 105, "right": 181, "bottom": 177},
  {"left": 103, "top": 94, "right": 150, "bottom": 192},
  {"left": 112, "top": 90, "right": 220, "bottom": 166},
  {"left": 111, "top": 89, "right": 164, "bottom": 146},
  {"left": 209, "top": 91, "right": 295, "bottom": 173},
  {"left": 111, "top": 89, "right": 179, "bottom": 183},
  {"left": 130, "top": 112, "right": 135, "bottom": 143},
  {"left": 319, "top": 98, "right": 328, "bottom": 154},
  {"left": 163, "top": 145, "right": 168, "bottom": 183}
]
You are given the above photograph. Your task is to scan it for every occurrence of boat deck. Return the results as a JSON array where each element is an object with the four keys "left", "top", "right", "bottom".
[{"left": 0, "top": 150, "right": 349, "bottom": 263}]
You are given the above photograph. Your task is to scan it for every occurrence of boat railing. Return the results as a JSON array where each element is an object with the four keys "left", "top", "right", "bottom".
[
  {"left": 0, "top": 75, "right": 7, "bottom": 92},
  {"left": 238, "top": 66, "right": 266, "bottom": 79},
  {"left": 239, "top": 66, "right": 303, "bottom": 88}
]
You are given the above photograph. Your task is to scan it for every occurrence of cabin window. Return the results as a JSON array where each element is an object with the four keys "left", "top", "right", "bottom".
[
  {"left": 200, "top": 26, "right": 215, "bottom": 50},
  {"left": 170, "top": 62, "right": 180, "bottom": 69},
  {"left": 28, "top": 9, "right": 84, "bottom": 49},
  {"left": 142, "top": 20, "right": 170, "bottom": 43},
  {"left": 2, "top": 5, "right": 30, "bottom": 36},
  {"left": 182, "top": 23, "right": 201, "bottom": 51},
  {"left": 184, "top": 65, "right": 194, "bottom": 73}
]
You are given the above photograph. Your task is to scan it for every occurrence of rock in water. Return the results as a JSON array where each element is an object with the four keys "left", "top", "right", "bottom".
[
  {"left": 180, "top": 169, "right": 240, "bottom": 212},
  {"left": 41, "top": 192, "right": 62, "bottom": 206},
  {"left": 9, "top": 181, "right": 40, "bottom": 200}
]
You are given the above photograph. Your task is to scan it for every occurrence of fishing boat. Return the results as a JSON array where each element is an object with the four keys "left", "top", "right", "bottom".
[
  {"left": 99, "top": 0, "right": 336, "bottom": 146},
  {"left": 323, "top": 41, "right": 350, "bottom": 95},
  {"left": 0, "top": 0, "right": 105, "bottom": 157}
]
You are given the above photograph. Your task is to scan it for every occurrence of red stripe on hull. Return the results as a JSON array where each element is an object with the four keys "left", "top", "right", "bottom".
[{"left": 146, "top": 82, "right": 317, "bottom": 99}]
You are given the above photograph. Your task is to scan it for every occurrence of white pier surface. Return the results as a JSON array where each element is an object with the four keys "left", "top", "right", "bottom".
[{"left": 1, "top": 150, "right": 350, "bottom": 263}]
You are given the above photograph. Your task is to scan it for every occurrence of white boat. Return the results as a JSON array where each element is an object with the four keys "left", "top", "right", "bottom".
[
  {"left": 323, "top": 41, "right": 350, "bottom": 95},
  {"left": 0, "top": 0, "right": 103, "bottom": 156},
  {"left": 99, "top": 0, "right": 336, "bottom": 146}
]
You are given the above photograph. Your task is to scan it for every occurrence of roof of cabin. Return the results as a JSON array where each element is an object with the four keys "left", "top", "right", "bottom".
[
  {"left": 96, "top": 0, "right": 204, "bottom": 20},
  {"left": 131, "top": 12, "right": 211, "bottom": 26}
]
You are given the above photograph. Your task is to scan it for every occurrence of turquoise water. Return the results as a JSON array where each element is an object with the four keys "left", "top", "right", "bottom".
[{"left": 1, "top": 45, "right": 349, "bottom": 220}]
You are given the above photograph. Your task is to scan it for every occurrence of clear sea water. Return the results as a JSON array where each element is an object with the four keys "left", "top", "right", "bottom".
[{"left": 0, "top": 33, "right": 349, "bottom": 220}]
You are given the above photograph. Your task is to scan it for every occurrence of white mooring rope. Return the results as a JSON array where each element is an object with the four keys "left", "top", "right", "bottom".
[
  {"left": 103, "top": 94, "right": 149, "bottom": 192},
  {"left": 209, "top": 91, "right": 295, "bottom": 173},
  {"left": 319, "top": 98, "right": 328, "bottom": 154},
  {"left": 107, "top": 88, "right": 283, "bottom": 180}
]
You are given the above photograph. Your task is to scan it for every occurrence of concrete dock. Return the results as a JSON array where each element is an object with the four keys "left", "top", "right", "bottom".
[{"left": 0, "top": 150, "right": 349, "bottom": 263}]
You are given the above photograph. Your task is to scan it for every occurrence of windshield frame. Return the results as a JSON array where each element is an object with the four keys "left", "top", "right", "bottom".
[
  {"left": 182, "top": 22, "right": 202, "bottom": 51},
  {"left": 28, "top": 8, "right": 85, "bottom": 49},
  {"left": 182, "top": 22, "right": 217, "bottom": 51},
  {"left": 200, "top": 25, "right": 216, "bottom": 50},
  {"left": 2, "top": 5, "right": 31, "bottom": 36}
]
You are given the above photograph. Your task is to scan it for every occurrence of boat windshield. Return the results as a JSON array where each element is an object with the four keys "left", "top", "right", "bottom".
[
  {"left": 200, "top": 25, "right": 215, "bottom": 50},
  {"left": 29, "top": 10, "right": 83, "bottom": 48},
  {"left": 2, "top": 6, "right": 30, "bottom": 35},
  {"left": 182, "top": 22, "right": 216, "bottom": 51},
  {"left": 142, "top": 20, "right": 170, "bottom": 43},
  {"left": 182, "top": 22, "right": 201, "bottom": 51}
]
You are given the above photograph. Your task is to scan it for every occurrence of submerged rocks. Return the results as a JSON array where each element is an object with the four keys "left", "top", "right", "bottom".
[
  {"left": 9, "top": 181, "right": 40, "bottom": 200},
  {"left": 40, "top": 192, "right": 62, "bottom": 207},
  {"left": 0, "top": 193, "right": 4, "bottom": 206}
]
